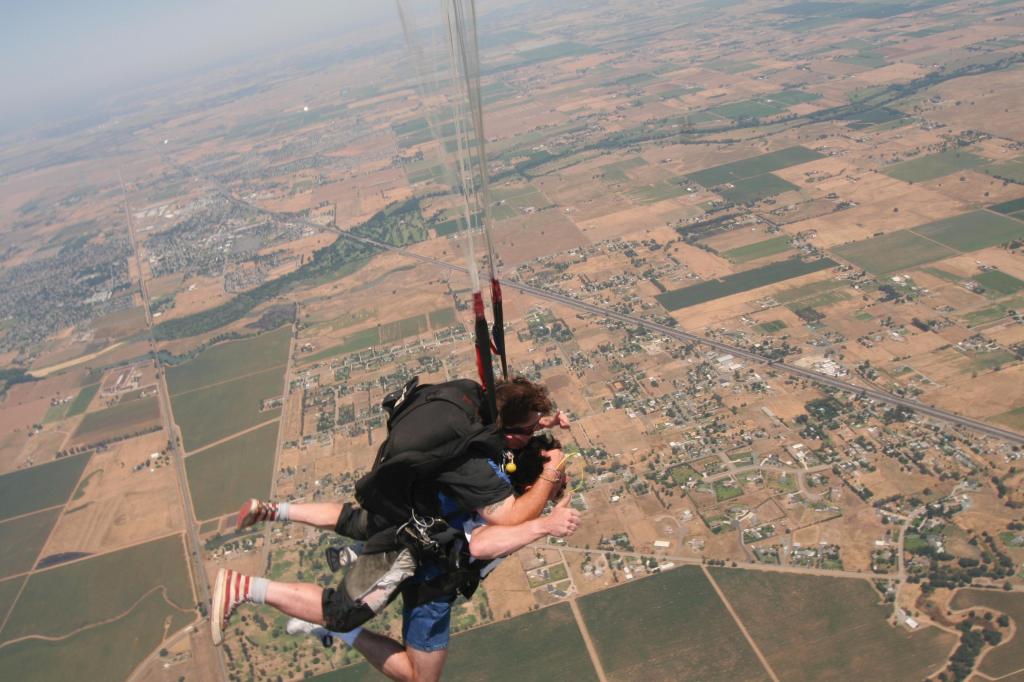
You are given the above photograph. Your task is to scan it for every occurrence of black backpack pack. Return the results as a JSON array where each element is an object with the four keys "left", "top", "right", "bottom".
[{"left": 354, "top": 376, "right": 501, "bottom": 527}]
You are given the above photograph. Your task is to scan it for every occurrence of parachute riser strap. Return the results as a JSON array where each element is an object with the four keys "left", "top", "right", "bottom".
[
  {"left": 490, "top": 278, "right": 508, "bottom": 380},
  {"left": 473, "top": 292, "right": 498, "bottom": 425}
]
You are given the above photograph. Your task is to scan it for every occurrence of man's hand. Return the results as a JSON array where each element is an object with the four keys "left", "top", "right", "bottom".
[
  {"left": 542, "top": 495, "right": 580, "bottom": 538},
  {"left": 543, "top": 447, "right": 567, "bottom": 470},
  {"left": 539, "top": 410, "right": 570, "bottom": 430}
]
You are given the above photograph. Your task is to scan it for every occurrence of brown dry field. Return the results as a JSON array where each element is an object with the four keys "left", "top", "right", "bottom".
[
  {"left": 927, "top": 69, "right": 1024, "bottom": 140},
  {"left": 929, "top": 363, "right": 1024, "bottom": 422},
  {"left": 704, "top": 224, "right": 783, "bottom": 252},
  {"left": 791, "top": 502, "right": 882, "bottom": 571},
  {"left": 482, "top": 556, "right": 537, "bottom": 620},
  {"left": 488, "top": 210, "right": 588, "bottom": 266},
  {"left": 42, "top": 432, "right": 183, "bottom": 557},
  {"left": 156, "top": 275, "right": 232, "bottom": 321},
  {"left": 921, "top": 170, "right": 1024, "bottom": 207}
]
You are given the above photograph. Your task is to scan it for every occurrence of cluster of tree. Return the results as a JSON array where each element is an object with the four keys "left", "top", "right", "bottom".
[{"left": 0, "top": 367, "right": 38, "bottom": 398}]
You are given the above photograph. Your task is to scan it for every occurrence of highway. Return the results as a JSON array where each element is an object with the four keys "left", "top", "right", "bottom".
[{"left": 326, "top": 228, "right": 1024, "bottom": 447}]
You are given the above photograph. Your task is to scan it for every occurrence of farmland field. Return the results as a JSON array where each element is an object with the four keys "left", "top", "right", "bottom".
[
  {"left": 171, "top": 366, "right": 283, "bottom": 451},
  {"left": 0, "top": 507, "right": 62, "bottom": 578},
  {"left": 656, "top": 258, "right": 837, "bottom": 311},
  {"left": 721, "top": 236, "right": 792, "bottom": 263},
  {"left": 166, "top": 325, "right": 291, "bottom": 395},
  {"left": 949, "top": 589, "right": 1024, "bottom": 678},
  {"left": 185, "top": 421, "right": 279, "bottom": 520},
  {"left": 832, "top": 231, "right": 956, "bottom": 274},
  {"left": 989, "top": 197, "right": 1024, "bottom": 216},
  {"left": 913, "top": 210, "right": 1024, "bottom": 252},
  {"left": 883, "top": 149, "right": 988, "bottom": 182},
  {"left": 0, "top": 453, "right": 90, "bottom": 521},
  {"left": 708, "top": 99, "right": 786, "bottom": 120},
  {"left": 974, "top": 270, "right": 1024, "bottom": 296},
  {"left": 0, "top": 589, "right": 192, "bottom": 682},
  {"left": 983, "top": 157, "right": 1024, "bottom": 184},
  {"left": 687, "top": 146, "right": 823, "bottom": 187},
  {"left": 1, "top": 533, "right": 192, "bottom": 641},
  {"left": 709, "top": 569, "right": 955, "bottom": 681},
  {"left": 72, "top": 395, "right": 161, "bottom": 443},
  {"left": 311, "top": 602, "right": 597, "bottom": 682},
  {"left": 580, "top": 565, "right": 769, "bottom": 681},
  {"left": 304, "top": 327, "right": 381, "bottom": 363},
  {"left": 0, "top": 576, "right": 24, "bottom": 622},
  {"left": 717, "top": 173, "right": 799, "bottom": 204},
  {"left": 64, "top": 382, "right": 100, "bottom": 418},
  {"left": 428, "top": 307, "right": 457, "bottom": 328}
]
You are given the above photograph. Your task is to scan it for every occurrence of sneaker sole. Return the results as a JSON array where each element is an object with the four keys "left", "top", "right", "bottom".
[
  {"left": 235, "top": 499, "right": 258, "bottom": 531},
  {"left": 211, "top": 569, "right": 228, "bottom": 646}
]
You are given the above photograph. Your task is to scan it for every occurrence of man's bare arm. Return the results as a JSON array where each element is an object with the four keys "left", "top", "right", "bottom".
[{"left": 470, "top": 497, "right": 579, "bottom": 560}]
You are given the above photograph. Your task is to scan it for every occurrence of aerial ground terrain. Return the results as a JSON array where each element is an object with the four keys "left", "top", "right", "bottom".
[{"left": 1, "top": 0, "right": 1024, "bottom": 680}]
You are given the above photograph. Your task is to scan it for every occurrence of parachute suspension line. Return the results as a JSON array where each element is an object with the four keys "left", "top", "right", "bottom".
[
  {"left": 440, "top": 0, "right": 501, "bottom": 419},
  {"left": 396, "top": 0, "right": 505, "bottom": 418},
  {"left": 445, "top": 0, "right": 508, "bottom": 380}
]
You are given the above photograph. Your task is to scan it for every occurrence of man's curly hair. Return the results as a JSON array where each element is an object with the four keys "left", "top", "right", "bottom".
[{"left": 494, "top": 377, "right": 553, "bottom": 426}]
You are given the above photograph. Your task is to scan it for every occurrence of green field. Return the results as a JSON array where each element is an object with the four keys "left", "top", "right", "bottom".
[
  {"left": 0, "top": 507, "right": 62, "bottom": 578},
  {"left": 172, "top": 366, "right": 283, "bottom": 452},
  {"left": 833, "top": 231, "right": 956, "bottom": 275},
  {"left": 914, "top": 210, "right": 1024, "bottom": 251},
  {"left": 185, "top": 421, "right": 279, "bottom": 520},
  {"left": 656, "top": 258, "right": 837, "bottom": 311},
  {"left": 0, "top": 589, "right": 193, "bottom": 682},
  {"left": 722, "top": 237, "right": 792, "bottom": 264},
  {"left": 950, "top": 589, "right": 1024, "bottom": 678},
  {"left": 993, "top": 406, "right": 1024, "bottom": 431},
  {"left": 714, "top": 480, "right": 744, "bottom": 501},
  {"left": 687, "top": 146, "right": 823, "bottom": 188},
  {"left": 883, "top": 149, "right": 989, "bottom": 182},
  {"left": 708, "top": 99, "right": 786, "bottom": 120},
  {"left": 702, "top": 58, "right": 759, "bottom": 73},
  {"left": 975, "top": 270, "right": 1024, "bottom": 295},
  {"left": 628, "top": 179, "right": 691, "bottom": 204},
  {"left": 989, "top": 197, "right": 1024, "bottom": 216},
  {"left": 312, "top": 602, "right": 597, "bottom": 682},
  {"left": 774, "top": 278, "right": 847, "bottom": 304},
  {"left": 166, "top": 326, "right": 291, "bottom": 395},
  {"left": 1, "top": 533, "right": 192, "bottom": 641},
  {"left": 718, "top": 173, "right": 800, "bottom": 204},
  {"left": 767, "top": 90, "right": 822, "bottom": 106},
  {"left": 72, "top": 395, "right": 161, "bottom": 443},
  {"left": 709, "top": 569, "right": 955, "bottom": 681},
  {"left": 379, "top": 314, "right": 429, "bottom": 344},
  {"left": 921, "top": 266, "right": 963, "bottom": 283},
  {"left": 757, "top": 320, "right": 788, "bottom": 333},
  {"left": 64, "top": 382, "right": 100, "bottom": 418},
  {"left": 599, "top": 157, "right": 647, "bottom": 182},
  {"left": 304, "top": 327, "right": 382, "bottom": 363},
  {"left": 983, "top": 157, "right": 1024, "bottom": 184},
  {"left": 0, "top": 453, "right": 90, "bottom": 521},
  {"left": 581, "top": 566, "right": 769, "bottom": 681},
  {"left": 428, "top": 307, "right": 457, "bottom": 328},
  {"left": 0, "top": 576, "right": 24, "bottom": 622}
]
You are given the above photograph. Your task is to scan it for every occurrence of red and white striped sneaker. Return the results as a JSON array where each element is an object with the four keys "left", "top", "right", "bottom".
[
  {"left": 211, "top": 568, "right": 251, "bottom": 646},
  {"left": 236, "top": 498, "right": 278, "bottom": 531}
]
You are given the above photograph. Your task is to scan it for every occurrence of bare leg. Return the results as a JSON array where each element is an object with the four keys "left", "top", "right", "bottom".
[
  {"left": 287, "top": 502, "right": 344, "bottom": 530},
  {"left": 265, "top": 581, "right": 326, "bottom": 625},
  {"left": 352, "top": 629, "right": 448, "bottom": 682}
]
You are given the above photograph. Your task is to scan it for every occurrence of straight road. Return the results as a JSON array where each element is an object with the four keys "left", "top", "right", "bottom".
[
  {"left": 327, "top": 229, "right": 1024, "bottom": 447},
  {"left": 119, "top": 170, "right": 229, "bottom": 682}
]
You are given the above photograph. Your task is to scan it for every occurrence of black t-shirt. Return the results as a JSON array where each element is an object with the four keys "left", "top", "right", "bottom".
[{"left": 433, "top": 438, "right": 512, "bottom": 514}]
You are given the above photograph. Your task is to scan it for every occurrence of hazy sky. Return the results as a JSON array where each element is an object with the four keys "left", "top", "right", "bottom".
[{"left": 1, "top": 1, "right": 398, "bottom": 127}]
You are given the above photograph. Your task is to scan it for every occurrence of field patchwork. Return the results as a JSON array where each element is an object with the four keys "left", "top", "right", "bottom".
[
  {"left": 883, "top": 149, "right": 989, "bottom": 182},
  {"left": 580, "top": 565, "right": 770, "bottom": 681},
  {"left": 656, "top": 258, "right": 837, "bottom": 311},
  {"left": 185, "top": 421, "right": 280, "bottom": 520},
  {"left": 0, "top": 453, "right": 90, "bottom": 521},
  {"left": 166, "top": 325, "right": 291, "bottom": 395},
  {"left": 709, "top": 569, "right": 955, "bottom": 681},
  {"left": 0, "top": 507, "right": 63, "bottom": 579},
  {"left": 721, "top": 235, "right": 792, "bottom": 263},
  {"left": 171, "top": 366, "right": 283, "bottom": 452},
  {"left": 72, "top": 395, "right": 161, "bottom": 444}
]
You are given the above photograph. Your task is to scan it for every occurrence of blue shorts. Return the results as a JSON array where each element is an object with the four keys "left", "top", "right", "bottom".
[
  {"left": 402, "top": 595, "right": 455, "bottom": 652},
  {"left": 402, "top": 562, "right": 455, "bottom": 652}
]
